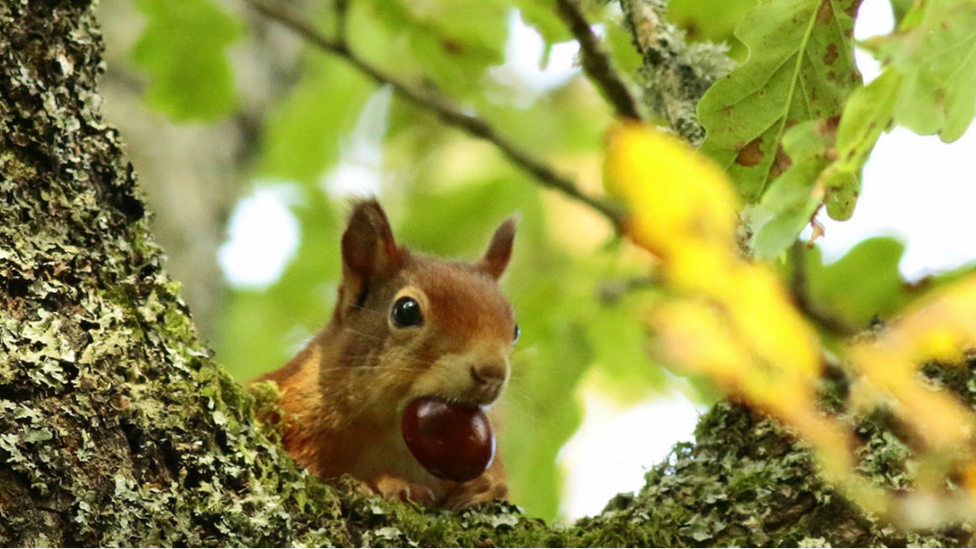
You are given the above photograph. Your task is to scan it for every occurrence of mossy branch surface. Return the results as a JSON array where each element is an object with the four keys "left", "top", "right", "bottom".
[{"left": 0, "top": 0, "right": 970, "bottom": 546}]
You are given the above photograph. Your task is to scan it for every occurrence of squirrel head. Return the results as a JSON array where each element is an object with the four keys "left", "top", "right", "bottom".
[{"left": 328, "top": 200, "right": 518, "bottom": 415}]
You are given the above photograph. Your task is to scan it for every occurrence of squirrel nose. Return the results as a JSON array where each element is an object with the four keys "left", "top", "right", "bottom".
[{"left": 470, "top": 363, "right": 507, "bottom": 387}]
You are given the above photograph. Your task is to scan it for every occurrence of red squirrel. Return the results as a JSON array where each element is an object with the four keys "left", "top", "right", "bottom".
[{"left": 253, "top": 199, "right": 518, "bottom": 509}]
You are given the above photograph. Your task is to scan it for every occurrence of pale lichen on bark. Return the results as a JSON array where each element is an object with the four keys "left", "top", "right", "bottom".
[
  {"left": 617, "top": 0, "right": 734, "bottom": 143},
  {"left": 0, "top": 2, "right": 559, "bottom": 545},
  {"left": 0, "top": 1, "right": 351, "bottom": 545}
]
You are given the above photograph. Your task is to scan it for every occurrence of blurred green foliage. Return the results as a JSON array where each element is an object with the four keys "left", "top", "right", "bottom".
[
  {"left": 126, "top": 0, "right": 976, "bottom": 523},
  {"left": 133, "top": 0, "right": 241, "bottom": 120},
  {"left": 803, "top": 237, "right": 914, "bottom": 331},
  {"left": 877, "top": 0, "right": 976, "bottom": 142},
  {"left": 258, "top": 55, "right": 372, "bottom": 182},
  {"left": 787, "top": 237, "right": 976, "bottom": 337},
  {"left": 208, "top": 0, "right": 655, "bottom": 521},
  {"left": 668, "top": 0, "right": 756, "bottom": 59}
]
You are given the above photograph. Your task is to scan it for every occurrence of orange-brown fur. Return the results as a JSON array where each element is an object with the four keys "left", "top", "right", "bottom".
[{"left": 253, "top": 200, "right": 517, "bottom": 509}]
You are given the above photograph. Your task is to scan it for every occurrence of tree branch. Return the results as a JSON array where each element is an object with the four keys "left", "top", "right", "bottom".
[
  {"left": 787, "top": 240, "right": 856, "bottom": 336},
  {"left": 597, "top": 275, "right": 654, "bottom": 305},
  {"left": 333, "top": 0, "right": 349, "bottom": 48},
  {"left": 616, "top": 0, "right": 734, "bottom": 144},
  {"left": 241, "top": 0, "right": 626, "bottom": 228},
  {"left": 553, "top": 0, "right": 642, "bottom": 122}
]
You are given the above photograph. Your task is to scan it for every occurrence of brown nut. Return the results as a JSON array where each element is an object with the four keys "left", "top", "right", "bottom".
[{"left": 401, "top": 397, "right": 495, "bottom": 483}]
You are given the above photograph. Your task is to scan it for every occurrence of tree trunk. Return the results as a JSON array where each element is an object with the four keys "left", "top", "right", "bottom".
[{"left": 0, "top": 1, "right": 967, "bottom": 546}]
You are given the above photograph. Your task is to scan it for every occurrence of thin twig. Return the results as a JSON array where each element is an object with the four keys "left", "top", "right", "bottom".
[
  {"left": 788, "top": 240, "right": 855, "bottom": 336},
  {"left": 333, "top": 0, "right": 348, "bottom": 47},
  {"left": 597, "top": 275, "right": 654, "bottom": 305},
  {"left": 554, "top": 0, "right": 642, "bottom": 121},
  {"left": 242, "top": 0, "right": 626, "bottom": 228}
]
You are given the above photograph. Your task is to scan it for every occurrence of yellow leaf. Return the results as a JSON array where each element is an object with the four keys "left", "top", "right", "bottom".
[
  {"left": 604, "top": 123, "right": 739, "bottom": 258},
  {"left": 606, "top": 122, "right": 976, "bottom": 528}
]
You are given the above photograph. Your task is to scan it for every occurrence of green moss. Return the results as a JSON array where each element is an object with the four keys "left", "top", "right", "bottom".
[{"left": 568, "top": 396, "right": 973, "bottom": 547}]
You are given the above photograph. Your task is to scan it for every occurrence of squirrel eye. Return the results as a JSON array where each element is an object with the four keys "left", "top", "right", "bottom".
[
  {"left": 513, "top": 323, "right": 521, "bottom": 344},
  {"left": 391, "top": 296, "right": 424, "bottom": 328}
]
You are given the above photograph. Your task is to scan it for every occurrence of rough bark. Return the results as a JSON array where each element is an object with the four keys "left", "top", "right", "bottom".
[
  {"left": 0, "top": 1, "right": 969, "bottom": 547},
  {"left": 0, "top": 2, "right": 555, "bottom": 545}
]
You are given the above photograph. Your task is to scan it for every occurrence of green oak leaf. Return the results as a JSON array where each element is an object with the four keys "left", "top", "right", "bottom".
[
  {"left": 751, "top": 119, "right": 833, "bottom": 259},
  {"left": 878, "top": 0, "right": 976, "bottom": 142},
  {"left": 803, "top": 237, "right": 915, "bottom": 329},
  {"left": 818, "top": 71, "right": 899, "bottom": 220},
  {"left": 366, "top": 0, "right": 508, "bottom": 99},
  {"left": 697, "top": 0, "right": 862, "bottom": 201},
  {"left": 889, "top": 0, "right": 914, "bottom": 24},
  {"left": 132, "top": 0, "right": 241, "bottom": 121},
  {"left": 669, "top": 0, "right": 758, "bottom": 59},
  {"left": 513, "top": 0, "right": 573, "bottom": 46},
  {"left": 803, "top": 0, "right": 976, "bottom": 227},
  {"left": 258, "top": 56, "right": 372, "bottom": 184}
]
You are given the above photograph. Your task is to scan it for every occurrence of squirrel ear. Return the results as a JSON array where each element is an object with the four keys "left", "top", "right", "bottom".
[
  {"left": 479, "top": 215, "right": 517, "bottom": 280},
  {"left": 341, "top": 199, "right": 404, "bottom": 282}
]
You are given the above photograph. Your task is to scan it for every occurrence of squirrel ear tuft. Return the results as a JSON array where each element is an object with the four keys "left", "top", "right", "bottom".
[
  {"left": 341, "top": 199, "right": 404, "bottom": 282},
  {"left": 479, "top": 215, "right": 517, "bottom": 280}
]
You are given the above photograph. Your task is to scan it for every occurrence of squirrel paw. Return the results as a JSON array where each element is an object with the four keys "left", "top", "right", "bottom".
[
  {"left": 371, "top": 475, "right": 436, "bottom": 505},
  {"left": 444, "top": 473, "right": 509, "bottom": 510}
]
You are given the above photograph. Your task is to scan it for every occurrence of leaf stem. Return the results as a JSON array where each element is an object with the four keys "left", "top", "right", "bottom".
[{"left": 241, "top": 0, "right": 626, "bottom": 228}]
